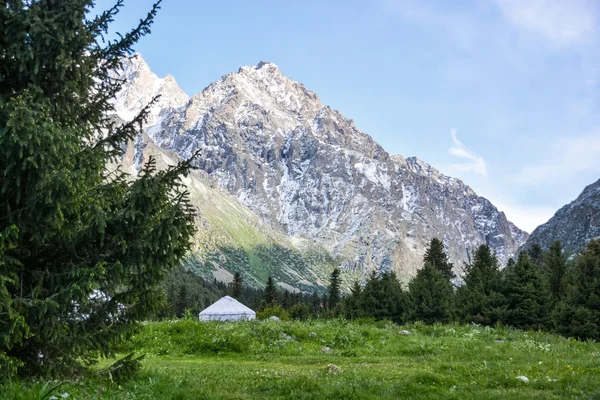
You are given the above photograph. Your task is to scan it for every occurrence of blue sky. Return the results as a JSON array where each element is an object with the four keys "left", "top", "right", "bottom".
[{"left": 96, "top": 0, "right": 600, "bottom": 233}]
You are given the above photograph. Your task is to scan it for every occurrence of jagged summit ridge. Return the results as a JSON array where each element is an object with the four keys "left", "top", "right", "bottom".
[
  {"left": 112, "top": 53, "right": 188, "bottom": 125},
  {"left": 522, "top": 178, "right": 600, "bottom": 256},
  {"left": 113, "top": 54, "right": 528, "bottom": 280}
]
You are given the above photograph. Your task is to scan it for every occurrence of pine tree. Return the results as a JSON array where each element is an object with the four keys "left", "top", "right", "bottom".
[
  {"left": 310, "top": 291, "right": 321, "bottom": 314},
  {"left": 328, "top": 268, "right": 342, "bottom": 310},
  {"left": 408, "top": 263, "right": 454, "bottom": 324},
  {"left": 231, "top": 272, "right": 243, "bottom": 299},
  {"left": 502, "top": 253, "right": 550, "bottom": 330},
  {"left": 527, "top": 243, "right": 544, "bottom": 267},
  {"left": 544, "top": 241, "right": 567, "bottom": 303},
  {"left": 342, "top": 280, "right": 363, "bottom": 319},
  {"left": 424, "top": 238, "right": 455, "bottom": 279},
  {"left": 455, "top": 244, "right": 504, "bottom": 325},
  {"left": 175, "top": 284, "right": 188, "bottom": 318},
  {"left": 554, "top": 239, "right": 600, "bottom": 340},
  {"left": 0, "top": 0, "right": 196, "bottom": 379},
  {"left": 264, "top": 276, "right": 277, "bottom": 305}
]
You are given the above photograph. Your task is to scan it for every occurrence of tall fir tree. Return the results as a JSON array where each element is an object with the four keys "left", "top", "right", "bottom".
[
  {"left": 175, "top": 284, "right": 188, "bottom": 318},
  {"left": 527, "top": 243, "right": 545, "bottom": 267},
  {"left": 342, "top": 280, "right": 363, "bottom": 319},
  {"left": 408, "top": 263, "right": 454, "bottom": 324},
  {"left": 328, "top": 268, "right": 342, "bottom": 310},
  {"left": 554, "top": 239, "right": 600, "bottom": 340},
  {"left": 264, "top": 276, "right": 277, "bottom": 305},
  {"left": 0, "top": 0, "right": 196, "bottom": 379},
  {"left": 502, "top": 252, "right": 550, "bottom": 331},
  {"left": 231, "top": 272, "right": 243, "bottom": 299},
  {"left": 455, "top": 244, "right": 504, "bottom": 325},
  {"left": 544, "top": 241, "right": 567, "bottom": 304},
  {"left": 423, "top": 238, "right": 455, "bottom": 279}
]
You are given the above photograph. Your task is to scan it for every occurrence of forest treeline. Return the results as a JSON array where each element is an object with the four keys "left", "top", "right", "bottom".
[{"left": 166, "top": 238, "right": 600, "bottom": 342}]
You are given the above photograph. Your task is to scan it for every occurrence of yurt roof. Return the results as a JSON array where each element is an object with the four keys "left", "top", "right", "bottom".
[{"left": 199, "top": 296, "right": 255, "bottom": 316}]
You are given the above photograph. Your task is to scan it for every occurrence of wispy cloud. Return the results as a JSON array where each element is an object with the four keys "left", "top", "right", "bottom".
[
  {"left": 514, "top": 133, "right": 600, "bottom": 185},
  {"left": 448, "top": 129, "right": 488, "bottom": 176},
  {"left": 493, "top": 0, "right": 598, "bottom": 47}
]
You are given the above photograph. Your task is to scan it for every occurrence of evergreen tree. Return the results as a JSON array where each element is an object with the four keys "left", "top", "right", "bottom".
[
  {"left": 408, "top": 263, "right": 454, "bottom": 324},
  {"left": 502, "top": 253, "right": 550, "bottom": 330},
  {"left": 554, "top": 239, "right": 600, "bottom": 340},
  {"left": 527, "top": 243, "right": 544, "bottom": 267},
  {"left": 357, "top": 271, "right": 407, "bottom": 323},
  {"left": 264, "top": 276, "right": 277, "bottom": 305},
  {"left": 289, "top": 303, "right": 310, "bottom": 320},
  {"left": 175, "top": 284, "right": 188, "bottom": 318},
  {"left": 231, "top": 272, "right": 243, "bottom": 299},
  {"left": 321, "top": 294, "right": 329, "bottom": 311},
  {"left": 455, "top": 244, "right": 504, "bottom": 325},
  {"left": 328, "top": 268, "right": 342, "bottom": 310},
  {"left": 310, "top": 291, "right": 321, "bottom": 314},
  {"left": 0, "top": 0, "right": 196, "bottom": 379},
  {"left": 544, "top": 241, "right": 567, "bottom": 303},
  {"left": 424, "top": 238, "right": 455, "bottom": 279},
  {"left": 342, "top": 280, "right": 363, "bottom": 319}
]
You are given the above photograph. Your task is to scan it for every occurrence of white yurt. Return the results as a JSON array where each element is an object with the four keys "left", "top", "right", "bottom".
[{"left": 198, "top": 296, "right": 256, "bottom": 321}]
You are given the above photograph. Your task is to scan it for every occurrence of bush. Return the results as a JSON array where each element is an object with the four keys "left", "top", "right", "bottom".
[
  {"left": 257, "top": 305, "right": 290, "bottom": 321},
  {"left": 290, "top": 303, "right": 311, "bottom": 320}
]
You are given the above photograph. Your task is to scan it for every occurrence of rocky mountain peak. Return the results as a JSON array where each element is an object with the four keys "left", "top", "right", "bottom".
[
  {"left": 521, "top": 178, "right": 600, "bottom": 256},
  {"left": 113, "top": 55, "right": 529, "bottom": 285},
  {"left": 113, "top": 53, "right": 188, "bottom": 124}
]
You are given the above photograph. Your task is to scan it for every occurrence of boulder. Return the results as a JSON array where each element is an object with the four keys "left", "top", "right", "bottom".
[
  {"left": 321, "top": 346, "right": 332, "bottom": 353},
  {"left": 327, "top": 364, "right": 341, "bottom": 374},
  {"left": 399, "top": 330, "right": 411, "bottom": 336}
]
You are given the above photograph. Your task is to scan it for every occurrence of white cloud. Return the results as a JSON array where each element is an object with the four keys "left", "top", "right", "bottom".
[
  {"left": 494, "top": 0, "right": 598, "bottom": 46},
  {"left": 448, "top": 129, "right": 488, "bottom": 176},
  {"left": 514, "top": 133, "right": 600, "bottom": 185}
]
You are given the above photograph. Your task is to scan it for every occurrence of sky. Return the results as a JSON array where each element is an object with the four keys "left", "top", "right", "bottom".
[{"left": 95, "top": 0, "right": 600, "bottom": 233}]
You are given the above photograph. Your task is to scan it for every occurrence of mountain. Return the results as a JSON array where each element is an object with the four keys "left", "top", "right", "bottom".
[
  {"left": 521, "top": 178, "right": 600, "bottom": 256},
  {"left": 112, "top": 54, "right": 528, "bottom": 289}
]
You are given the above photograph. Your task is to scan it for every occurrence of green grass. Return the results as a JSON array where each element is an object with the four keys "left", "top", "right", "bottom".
[{"left": 3, "top": 320, "right": 600, "bottom": 399}]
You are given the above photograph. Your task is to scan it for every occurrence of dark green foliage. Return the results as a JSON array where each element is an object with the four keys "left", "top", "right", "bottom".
[
  {"left": 527, "top": 243, "right": 544, "bottom": 267},
  {"left": 502, "top": 253, "right": 550, "bottom": 331},
  {"left": 231, "top": 272, "right": 243, "bottom": 299},
  {"left": 554, "top": 239, "right": 600, "bottom": 340},
  {"left": 256, "top": 305, "right": 290, "bottom": 321},
  {"left": 341, "top": 280, "right": 363, "bottom": 319},
  {"left": 423, "top": 238, "right": 455, "bottom": 279},
  {"left": 97, "top": 353, "right": 145, "bottom": 384},
  {"left": 289, "top": 303, "right": 311, "bottom": 320},
  {"left": 0, "top": 0, "right": 197, "bottom": 379},
  {"left": 328, "top": 268, "right": 341, "bottom": 310},
  {"left": 343, "top": 271, "right": 407, "bottom": 323},
  {"left": 264, "top": 276, "right": 277, "bottom": 306},
  {"left": 544, "top": 241, "right": 567, "bottom": 303},
  {"left": 408, "top": 263, "right": 454, "bottom": 324},
  {"left": 456, "top": 244, "right": 504, "bottom": 325},
  {"left": 175, "top": 284, "right": 189, "bottom": 318}
]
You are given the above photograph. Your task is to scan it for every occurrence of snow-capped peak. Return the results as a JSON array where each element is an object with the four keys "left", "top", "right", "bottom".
[{"left": 112, "top": 54, "right": 189, "bottom": 124}]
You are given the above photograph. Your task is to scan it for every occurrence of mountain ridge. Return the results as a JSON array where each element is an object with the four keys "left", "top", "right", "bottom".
[
  {"left": 112, "top": 54, "right": 528, "bottom": 288},
  {"left": 521, "top": 178, "right": 600, "bottom": 256}
]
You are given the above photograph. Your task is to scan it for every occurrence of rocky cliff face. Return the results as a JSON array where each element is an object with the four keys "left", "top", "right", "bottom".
[
  {"left": 113, "top": 54, "right": 528, "bottom": 288},
  {"left": 522, "top": 178, "right": 600, "bottom": 256}
]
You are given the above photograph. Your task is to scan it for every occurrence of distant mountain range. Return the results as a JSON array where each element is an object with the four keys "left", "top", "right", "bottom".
[
  {"left": 112, "top": 54, "right": 529, "bottom": 290},
  {"left": 521, "top": 178, "right": 600, "bottom": 257}
]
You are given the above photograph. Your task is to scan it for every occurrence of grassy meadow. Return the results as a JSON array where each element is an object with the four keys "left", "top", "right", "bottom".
[{"left": 2, "top": 319, "right": 600, "bottom": 399}]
